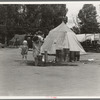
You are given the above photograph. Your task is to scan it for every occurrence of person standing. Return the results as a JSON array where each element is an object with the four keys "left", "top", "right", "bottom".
[
  {"left": 32, "top": 35, "right": 43, "bottom": 65},
  {"left": 21, "top": 40, "right": 28, "bottom": 61}
]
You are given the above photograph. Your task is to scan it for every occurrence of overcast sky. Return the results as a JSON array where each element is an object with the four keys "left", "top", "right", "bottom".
[{"left": 66, "top": 2, "right": 100, "bottom": 28}]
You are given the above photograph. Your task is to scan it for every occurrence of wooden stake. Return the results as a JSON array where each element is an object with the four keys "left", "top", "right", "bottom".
[{"left": 44, "top": 50, "right": 48, "bottom": 64}]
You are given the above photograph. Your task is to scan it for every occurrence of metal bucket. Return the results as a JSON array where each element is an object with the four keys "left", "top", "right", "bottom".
[
  {"left": 56, "top": 49, "right": 63, "bottom": 63},
  {"left": 69, "top": 51, "right": 76, "bottom": 62},
  {"left": 75, "top": 51, "right": 80, "bottom": 61},
  {"left": 63, "top": 48, "right": 69, "bottom": 62}
]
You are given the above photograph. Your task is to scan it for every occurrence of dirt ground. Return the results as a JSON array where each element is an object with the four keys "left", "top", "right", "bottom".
[{"left": 0, "top": 48, "right": 100, "bottom": 97}]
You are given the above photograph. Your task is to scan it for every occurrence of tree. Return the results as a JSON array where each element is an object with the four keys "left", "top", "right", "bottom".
[
  {"left": 0, "top": 4, "right": 68, "bottom": 45},
  {"left": 25, "top": 4, "right": 68, "bottom": 36},
  {"left": 78, "top": 4, "right": 100, "bottom": 34},
  {"left": 0, "top": 5, "right": 21, "bottom": 45}
]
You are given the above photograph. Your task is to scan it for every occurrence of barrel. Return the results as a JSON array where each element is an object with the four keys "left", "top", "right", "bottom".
[
  {"left": 75, "top": 51, "right": 80, "bottom": 61},
  {"left": 69, "top": 51, "right": 76, "bottom": 62},
  {"left": 63, "top": 48, "right": 69, "bottom": 62},
  {"left": 56, "top": 49, "right": 63, "bottom": 63}
]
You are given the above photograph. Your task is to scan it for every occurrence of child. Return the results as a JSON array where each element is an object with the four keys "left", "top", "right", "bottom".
[{"left": 21, "top": 40, "right": 28, "bottom": 61}]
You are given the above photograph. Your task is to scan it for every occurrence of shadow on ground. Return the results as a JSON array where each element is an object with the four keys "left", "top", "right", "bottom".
[
  {"left": 14, "top": 59, "right": 79, "bottom": 67},
  {"left": 26, "top": 60, "right": 78, "bottom": 67}
]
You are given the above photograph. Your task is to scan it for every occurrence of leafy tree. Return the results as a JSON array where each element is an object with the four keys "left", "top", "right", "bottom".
[
  {"left": 0, "top": 5, "right": 21, "bottom": 44},
  {"left": 25, "top": 4, "right": 68, "bottom": 36},
  {"left": 78, "top": 4, "right": 100, "bottom": 34},
  {"left": 0, "top": 4, "right": 67, "bottom": 45}
]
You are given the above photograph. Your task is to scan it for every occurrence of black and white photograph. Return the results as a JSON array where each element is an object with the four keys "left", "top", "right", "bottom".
[{"left": 0, "top": 1, "right": 100, "bottom": 98}]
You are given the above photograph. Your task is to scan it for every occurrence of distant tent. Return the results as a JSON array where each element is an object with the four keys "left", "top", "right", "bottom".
[
  {"left": 41, "top": 22, "right": 86, "bottom": 55},
  {"left": 76, "top": 34, "right": 100, "bottom": 42},
  {"left": 9, "top": 34, "right": 26, "bottom": 46}
]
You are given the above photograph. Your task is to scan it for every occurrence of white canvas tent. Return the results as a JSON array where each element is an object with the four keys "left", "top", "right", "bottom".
[
  {"left": 76, "top": 34, "right": 100, "bottom": 42},
  {"left": 41, "top": 22, "right": 86, "bottom": 56}
]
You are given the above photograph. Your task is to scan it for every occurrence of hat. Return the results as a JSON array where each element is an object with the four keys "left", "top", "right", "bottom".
[
  {"left": 37, "top": 35, "right": 43, "bottom": 41},
  {"left": 23, "top": 40, "right": 27, "bottom": 45}
]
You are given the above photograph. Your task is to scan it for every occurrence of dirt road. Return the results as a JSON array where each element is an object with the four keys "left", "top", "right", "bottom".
[{"left": 0, "top": 48, "right": 100, "bottom": 96}]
